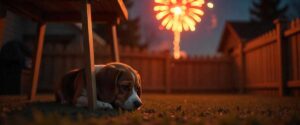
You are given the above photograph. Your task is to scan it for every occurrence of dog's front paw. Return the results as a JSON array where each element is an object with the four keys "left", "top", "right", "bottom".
[{"left": 96, "top": 101, "right": 113, "bottom": 109}]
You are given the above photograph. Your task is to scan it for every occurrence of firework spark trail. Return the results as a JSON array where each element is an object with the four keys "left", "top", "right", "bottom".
[
  {"left": 173, "top": 13, "right": 181, "bottom": 59},
  {"left": 173, "top": 31, "right": 181, "bottom": 59}
]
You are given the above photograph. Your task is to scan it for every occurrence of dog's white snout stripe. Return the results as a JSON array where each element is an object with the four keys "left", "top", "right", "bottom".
[{"left": 123, "top": 87, "right": 142, "bottom": 110}]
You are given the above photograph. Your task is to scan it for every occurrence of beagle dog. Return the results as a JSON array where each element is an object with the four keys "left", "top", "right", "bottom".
[{"left": 55, "top": 62, "right": 142, "bottom": 111}]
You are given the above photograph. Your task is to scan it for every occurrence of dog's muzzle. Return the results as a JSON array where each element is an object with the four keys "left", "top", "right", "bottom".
[{"left": 122, "top": 87, "right": 143, "bottom": 110}]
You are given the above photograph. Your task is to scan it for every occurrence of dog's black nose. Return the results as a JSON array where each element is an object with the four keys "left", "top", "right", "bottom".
[{"left": 133, "top": 100, "right": 142, "bottom": 108}]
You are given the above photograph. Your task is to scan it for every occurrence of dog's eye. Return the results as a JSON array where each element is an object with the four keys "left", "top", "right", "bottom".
[{"left": 120, "top": 85, "right": 130, "bottom": 91}]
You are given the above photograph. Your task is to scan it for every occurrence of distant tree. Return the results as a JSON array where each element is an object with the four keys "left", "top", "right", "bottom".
[
  {"left": 250, "top": 0, "right": 288, "bottom": 23},
  {"left": 142, "top": 25, "right": 159, "bottom": 49},
  {"left": 94, "top": 0, "right": 144, "bottom": 48},
  {"left": 290, "top": 0, "right": 300, "bottom": 18},
  {"left": 117, "top": 17, "right": 141, "bottom": 47}
]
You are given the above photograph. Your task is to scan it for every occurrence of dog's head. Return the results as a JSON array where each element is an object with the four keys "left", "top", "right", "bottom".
[{"left": 96, "top": 63, "right": 142, "bottom": 111}]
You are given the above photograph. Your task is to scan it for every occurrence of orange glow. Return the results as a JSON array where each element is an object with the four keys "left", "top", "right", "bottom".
[
  {"left": 207, "top": 2, "right": 214, "bottom": 9},
  {"left": 154, "top": 0, "right": 213, "bottom": 59}
]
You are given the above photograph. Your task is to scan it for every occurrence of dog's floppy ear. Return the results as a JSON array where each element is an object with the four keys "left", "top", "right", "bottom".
[
  {"left": 96, "top": 65, "right": 122, "bottom": 103},
  {"left": 134, "top": 70, "right": 142, "bottom": 97}
]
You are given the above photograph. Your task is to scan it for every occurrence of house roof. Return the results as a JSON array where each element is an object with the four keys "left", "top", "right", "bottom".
[
  {"left": 229, "top": 21, "right": 275, "bottom": 41},
  {"left": 0, "top": 0, "right": 128, "bottom": 23},
  {"left": 218, "top": 21, "right": 275, "bottom": 52}
]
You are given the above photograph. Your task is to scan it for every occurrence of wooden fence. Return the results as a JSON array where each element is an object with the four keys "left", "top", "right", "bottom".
[
  {"left": 21, "top": 19, "right": 300, "bottom": 96},
  {"left": 234, "top": 19, "right": 300, "bottom": 96},
  {"left": 24, "top": 44, "right": 235, "bottom": 93}
]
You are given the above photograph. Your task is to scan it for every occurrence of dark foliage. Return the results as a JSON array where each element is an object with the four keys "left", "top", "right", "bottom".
[
  {"left": 250, "top": 0, "right": 288, "bottom": 23},
  {"left": 290, "top": 0, "right": 300, "bottom": 18},
  {"left": 94, "top": 0, "right": 146, "bottom": 48}
]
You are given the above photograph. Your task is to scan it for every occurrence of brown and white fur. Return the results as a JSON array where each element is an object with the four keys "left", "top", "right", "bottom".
[{"left": 55, "top": 62, "right": 142, "bottom": 111}]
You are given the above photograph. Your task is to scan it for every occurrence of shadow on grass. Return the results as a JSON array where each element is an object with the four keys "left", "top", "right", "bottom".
[
  {"left": 1, "top": 101, "right": 124, "bottom": 125},
  {"left": 1, "top": 94, "right": 300, "bottom": 125}
]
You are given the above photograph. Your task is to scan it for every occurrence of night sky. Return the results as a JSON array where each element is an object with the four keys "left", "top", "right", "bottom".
[{"left": 130, "top": 0, "right": 253, "bottom": 55}]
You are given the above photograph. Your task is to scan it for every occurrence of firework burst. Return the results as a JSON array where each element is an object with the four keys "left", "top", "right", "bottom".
[{"left": 154, "top": 0, "right": 213, "bottom": 59}]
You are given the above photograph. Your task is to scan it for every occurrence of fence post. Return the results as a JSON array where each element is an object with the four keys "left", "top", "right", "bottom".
[
  {"left": 164, "top": 50, "right": 171, "bottom": 93},
  {"left": 0, "top": 18, "right": 4, "bottom": 48},
  {"left": 0, "top": 4, "right": 5, "bottom": 48},
  {"left": 239, "top": 43, "right": 246, "bottom": 93},
  {"left": 274, "top": 19, "right": 288, "bottom": 96}
]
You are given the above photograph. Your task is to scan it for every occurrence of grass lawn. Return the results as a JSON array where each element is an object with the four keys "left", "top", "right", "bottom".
[{"left": 1, "top": 94, "right": 300, "bottom": 125}]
